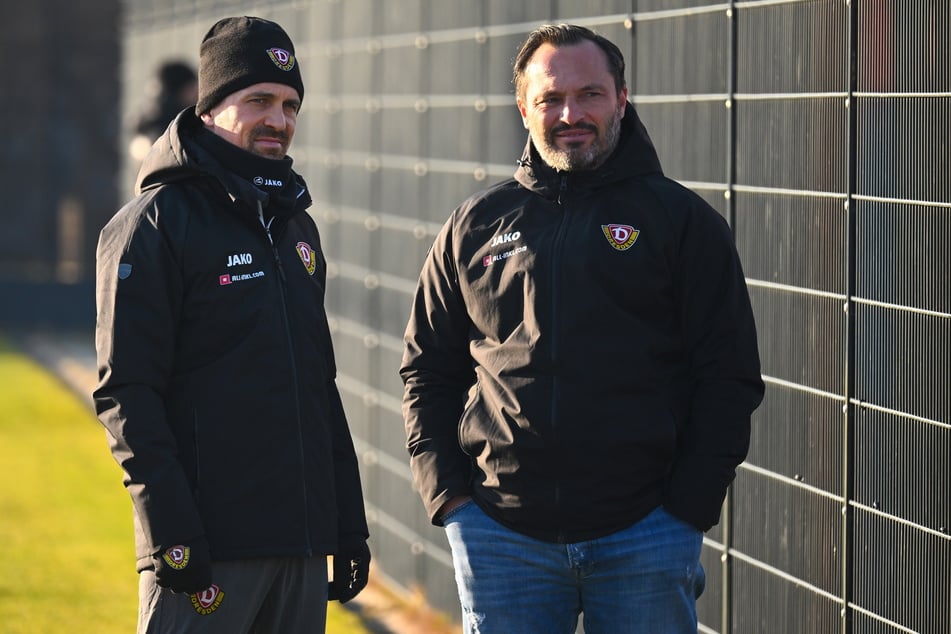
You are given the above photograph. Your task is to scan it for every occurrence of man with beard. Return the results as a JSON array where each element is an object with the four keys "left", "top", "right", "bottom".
[
  {"left": 95, "top": 16, "right": 369, "bottom": 633},
  {"left": 401, "top": 24, "right": 764, "bottom": 633}
]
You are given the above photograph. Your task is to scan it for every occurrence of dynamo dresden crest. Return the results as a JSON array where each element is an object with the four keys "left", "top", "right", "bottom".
[
  {"left": 267, "top": 47, "right": 296, "bottom": 71},
  {"left": 191, "top": 585, "right": 225, "bottom": 616},
  {"left": 601, "top": 224, "right": 640, "bottom": 251},
  {"left": 162, "top": 545, "right": 189, "bottom": 570},
  {"left": 296, "top": 241, "right": 317, "bottom": 275}
]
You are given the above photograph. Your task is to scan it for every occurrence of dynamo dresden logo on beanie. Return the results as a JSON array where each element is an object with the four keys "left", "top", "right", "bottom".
[{"left": 267, "top": 47, "right": 296, "bottom": 71}]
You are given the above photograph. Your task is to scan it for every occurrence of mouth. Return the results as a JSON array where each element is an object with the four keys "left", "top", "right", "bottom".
[
  {"left": 254, "top": 137, "right": 285, "bottom": 148},
  {"left": 251, "top": 126, "right": 289, "bottom": 149},
  {"left": 250, "top": 135, "right": 288, "bottom": 158},
  {"left": 557, "top": 130, "right": 593, "bottom": 142},
  {"left": 552, "top": 124, "right": 596, "bottom": 146}
]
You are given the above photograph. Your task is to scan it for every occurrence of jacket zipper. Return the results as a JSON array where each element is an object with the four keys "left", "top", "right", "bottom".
[
  {"left": 552, "top": 174, "right": 570, "bottom": 543},
  {"left": 259, "top": 204, "right": 313, "bottom": 556},
  {"left": 193, "top": 410, "right": 201, "bottom": 505}
]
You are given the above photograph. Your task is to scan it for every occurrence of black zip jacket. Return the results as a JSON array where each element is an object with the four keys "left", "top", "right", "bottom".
[
  {"left": 94, "top": 110, "right": 368, "bottom": 570},
  {"left": 401, "top": 104, "right": 764, "bottom": 541}
]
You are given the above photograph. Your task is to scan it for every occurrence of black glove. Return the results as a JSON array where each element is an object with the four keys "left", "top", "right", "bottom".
[
  {"left": 152, "top": 537, "right": 212, "bottom": 594},
  {"left": 328, "top": 537, "right": 370, "bottom": 603}
]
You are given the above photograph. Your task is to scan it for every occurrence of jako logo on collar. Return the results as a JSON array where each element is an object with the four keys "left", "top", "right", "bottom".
[
  {"left": 267, "top": 47, "right": 296, "bottom": 71},
  {"left": 253, "top": 176, "right": 283, "bottom": 187},
  {"left": 296, "top": 241, "right": 317, "bottom": 275},
  {"left": 602, "top": 224, "right": 640, "bottom": 251}
]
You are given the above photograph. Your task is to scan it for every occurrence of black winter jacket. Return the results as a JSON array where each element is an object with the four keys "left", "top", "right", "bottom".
[
  {"left": 95, "top": 110, "right": 368, "bottom": 571},
  {"left": 401, "top": 104, "right": 764, "bottom": 542}
]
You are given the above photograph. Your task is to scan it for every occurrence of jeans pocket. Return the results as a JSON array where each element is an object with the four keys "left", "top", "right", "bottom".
[
  {"left": 659, "top": 505, "right": 702, "bottom": 535},
  {"left": 440, "top": 499, "right": 475, "bottom": 524}
]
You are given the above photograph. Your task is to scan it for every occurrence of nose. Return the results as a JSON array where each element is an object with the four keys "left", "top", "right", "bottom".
[
  {"left": 263, "top": 104, "right": 288, "bottom": 130},
  {"left": 559, "top": 96, "right": 585, "bottom": 125}
]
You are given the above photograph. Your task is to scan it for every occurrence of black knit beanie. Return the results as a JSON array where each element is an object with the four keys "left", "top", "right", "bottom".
[{"left": 196, "top": 16, "right": 304, "bottom": 115}]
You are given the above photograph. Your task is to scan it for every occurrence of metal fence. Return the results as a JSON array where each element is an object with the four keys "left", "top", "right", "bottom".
[{"left": 121, "top": 1, "right": 949, "bottom": 632}]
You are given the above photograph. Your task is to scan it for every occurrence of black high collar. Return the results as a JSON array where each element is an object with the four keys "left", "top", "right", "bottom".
[{"left": 194, "top": 127, "right": 295, "bottom": 201}]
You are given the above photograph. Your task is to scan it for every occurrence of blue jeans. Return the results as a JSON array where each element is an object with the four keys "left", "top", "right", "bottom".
[{"left": 444, "top": 502, "right": 705, "bottom": 634}]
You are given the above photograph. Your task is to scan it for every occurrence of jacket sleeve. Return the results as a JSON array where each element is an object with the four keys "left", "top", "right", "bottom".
[
  {"left": 326, "top": 374, "right": 370, "bottom": 543},
  {"left": 302, "top": 217, "right": 369, "bottom": 545},
  {"left": 400, "top": 216, "right": 476, "bottom": 525},
  {"left": 93, "top": 198, "right": 205, "bottom": 557},
  {"left": 664, "top": 192, "right": 765, "bottom": 532}
]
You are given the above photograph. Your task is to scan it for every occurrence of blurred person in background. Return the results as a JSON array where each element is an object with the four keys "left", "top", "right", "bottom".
[
  {"left": 401, "top": 23, "right": 764, "bottom": 634},
  {"left": 95, "top": 16, "right": 369, "bottom": 633},
  {"left": 127, "top": 60, "right": 198, "bottom": 161}
]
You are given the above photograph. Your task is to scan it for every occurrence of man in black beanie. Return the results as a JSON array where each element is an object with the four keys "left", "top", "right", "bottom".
[{"left": 94, "top": 16, "right": 370, "bottom": 633}]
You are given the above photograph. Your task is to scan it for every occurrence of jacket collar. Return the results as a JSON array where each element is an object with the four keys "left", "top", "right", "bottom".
[
  {"left": 513, "top": 103, "right": 663, "bottom": 199},
  {"left": 134, "top": 108, "right": 312, "bottom": 219}
]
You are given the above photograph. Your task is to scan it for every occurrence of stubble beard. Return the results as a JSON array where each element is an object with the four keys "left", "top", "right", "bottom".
[
  {"left": 534, "top": 109, "right": 623, "bottom": 172},
  {"left": 246, "top": 126, "right": 289, "bottom": 159}
]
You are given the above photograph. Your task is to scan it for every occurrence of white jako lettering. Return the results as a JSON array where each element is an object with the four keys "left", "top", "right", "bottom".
[
  {"left": 227, "top": 253, "right": 253, "bottom": 267},
  {"left": 490, "top": 231, "right": 522, "bottom": 248}
]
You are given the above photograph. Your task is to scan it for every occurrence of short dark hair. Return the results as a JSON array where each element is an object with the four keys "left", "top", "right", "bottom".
[{"left": 513, "top": 24, "right": 627, "bottom": 100}]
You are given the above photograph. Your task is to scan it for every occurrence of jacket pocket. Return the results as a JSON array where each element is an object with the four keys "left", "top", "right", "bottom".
[{"left": 457, "top": 380, "right": 482, "bottom": 457}]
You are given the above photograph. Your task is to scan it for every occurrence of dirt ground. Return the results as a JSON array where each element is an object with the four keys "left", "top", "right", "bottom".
[{"left": 345, "top": 567, "right": 459, "bottom": 634}]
